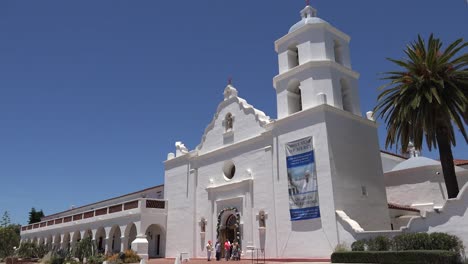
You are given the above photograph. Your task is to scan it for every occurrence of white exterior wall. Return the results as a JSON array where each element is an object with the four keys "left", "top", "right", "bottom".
[
  {"left": 324, "top": 108, "right": 391, "bottom": 230},
  {"left": 336, "top": 183, "right": 468, "bottom": 256},
  {"left": 385, "top": 167, "right": 468, "bottom": 210},
  {"left": 165, "top": 92, "right": 276, "bottom": 258},
  {"left": 164, "top": 158, "right": 194, "bottom": 258},
  {"left": 197, "top": 97, "right": 268, "bottom": 155},
  {"left": 273, "top": 108, "right": 338, "bottom": 258},
  {"left": 380, "top": 152, "right": 405, "bottom": 172},
  {"left": 195, "top": 138, "right": 275, "bottom": 258}
]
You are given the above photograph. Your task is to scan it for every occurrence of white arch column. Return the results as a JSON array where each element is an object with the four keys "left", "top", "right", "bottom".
[
  {"left": 52, "top": 235, "right": 60, "bottom": 250},
  {"left": 131, "top": 221, "right": 148, "bottom": 260},
  {"left": 104, "top": 227, "right": 112, "bottom": 254},
  {"left": 60, "top": 234, "right": 65, "bottom": 250},
  {"left": 132, "top": 235, "right": 149, "bottom": 260},
  {"left": 119, "top": 225, "right": 127, "bottom": 252}
]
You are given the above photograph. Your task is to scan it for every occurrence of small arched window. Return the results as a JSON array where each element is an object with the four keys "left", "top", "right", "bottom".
[
  {"left": 287, "top": 81, "right": 302, "bottom": 114},
  {"left": 333, "top": 40, "right": 343, "bottom": 65},
  {"left": 225, "top": 113, "right": 233, "bottom": 132},
  {"left": 259, "top": 211, "right": 266, "bottom": 228},
  {"left": 200, "top": 218, "right": 206, "bottom": 233},
  {"left": 340, "top": 79, "right": 353, "bottom": 113},
  {"left": 287, "top": 45, "right": 299, "bottom": 69}
]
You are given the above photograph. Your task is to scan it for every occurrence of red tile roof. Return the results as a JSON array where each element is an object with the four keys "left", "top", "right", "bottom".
[
  {"left": 388, "top": 203, "right": 420, "bottom": 213},
  {"left": 454, "top": 159, "right": 468, "bottom": 166},
  {"left": 41, "top": 184, "right": 164, "bottom": 221},
  {"left": 381, "top": 150, "right": 467, "bottom": 167}
]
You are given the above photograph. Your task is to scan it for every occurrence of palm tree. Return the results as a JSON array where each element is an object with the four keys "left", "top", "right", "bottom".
[{"left": 374, "top": 34, "right": 468, "bottom": 198}]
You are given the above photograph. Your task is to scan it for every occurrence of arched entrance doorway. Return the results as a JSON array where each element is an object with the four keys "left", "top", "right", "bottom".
[
  {"left": 145, "top": 224, "right": 165, "bottom": 258},
  {"left": 216, "top": 208, "right": 241, "bottom": 257}
]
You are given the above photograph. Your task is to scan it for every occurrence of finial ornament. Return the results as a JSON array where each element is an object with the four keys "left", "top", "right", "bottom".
[
  {"left": 407, "top": 141, "right": 421, "bottom": 158},
  {"left": 228, "top": 76, "right": 232, "bottom": 85},
  {"left": 300, "top": 1, "right": 317, "bottom": 18}
]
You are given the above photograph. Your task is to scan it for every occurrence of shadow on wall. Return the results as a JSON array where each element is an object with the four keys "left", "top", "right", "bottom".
[
  {"left": 259, "top": 229, "right": 266, "bottom": 250},
  {"left": 291, "top": 218, "right": 322, "bottom": 232}
]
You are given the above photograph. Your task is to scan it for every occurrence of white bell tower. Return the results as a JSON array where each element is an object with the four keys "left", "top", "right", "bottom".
[{"left": 273, "top": 3, "right": 361, "bottom": 119}]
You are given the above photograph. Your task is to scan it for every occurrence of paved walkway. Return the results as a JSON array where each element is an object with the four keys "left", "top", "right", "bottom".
[{"left": 147, "top": 259, "right": 330, "bottom": 264}]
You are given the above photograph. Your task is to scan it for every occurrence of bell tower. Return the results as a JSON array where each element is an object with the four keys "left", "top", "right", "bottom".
[{"left": 273, "top": 3, "right": 361, "bottom": 119}]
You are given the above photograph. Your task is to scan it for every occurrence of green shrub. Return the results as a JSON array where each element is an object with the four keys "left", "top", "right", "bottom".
[
  {"left": 367, "top": 236, "right": 392, "bottom": 251},
  {"left": 72, "top": 237, "right": 95, "bottom": 262},
  {"left": 334, "top": 243, "right": 349, "bottom": 252},
  {"left": 351, "top": 240, "right": 366, "bottom": 251},
  {"left": 393, "top": 233, "right": 432, "bottom": 251},
  {"left": 331, "top": 250, "right": 462, "bottom": 264},
  {"left": 430, "top": 233, "right": 465, "bottom": 254},
  {"left": 88, "top": 254, "right": 106, "bottom": 264},
  {"left": 48, "top": 254, "right": 65, "bottom": 264},
  {"left": 46, "top": 249, "right": 70, "bottom": 264},
  {"left": 17, "top": 242, "right": 49, "bottom": 258}
]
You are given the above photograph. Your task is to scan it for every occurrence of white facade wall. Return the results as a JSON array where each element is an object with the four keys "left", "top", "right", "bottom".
[
  {"left": 164, "top": 158, "right": 194, "bottom": 259},
  {"left": 273, "top": 108, "right": 338, "bottom": 258},
  {"left": 380, "top": 152, "right": 405, "bottom": 173},
  {"left": 323, "top": 108, "right": 391, "bottom": 230},
  {"left": 385, "top": 166, "right": 468, "bottom": 210}
]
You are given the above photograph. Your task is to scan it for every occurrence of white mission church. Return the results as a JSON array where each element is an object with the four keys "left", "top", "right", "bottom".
[{"left": 20, "top": 3, "right": 468, "bottom": 260}]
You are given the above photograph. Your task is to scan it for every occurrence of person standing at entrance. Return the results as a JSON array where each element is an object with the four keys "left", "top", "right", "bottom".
[
  {"left": 206, "top": 240, "right": 213, "bottom": 261},
  {"left": 215, "top": 240, "right": 221, "bottom": 261},
  {"left": 224, "top": 240, "right": 231, "bottom": 261}
]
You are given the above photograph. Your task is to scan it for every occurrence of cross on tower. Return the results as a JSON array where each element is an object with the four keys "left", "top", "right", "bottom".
[
  {"left": 228, "top": 76, "right": 232, "bottom": 85},
  {"left": 306, "top": 0, "right": 310, "bottom": 6}
]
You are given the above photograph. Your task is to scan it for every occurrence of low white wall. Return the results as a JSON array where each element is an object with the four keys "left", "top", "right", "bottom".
[{"left": 337, "top": 183, "right": 468, "bottom": 256}]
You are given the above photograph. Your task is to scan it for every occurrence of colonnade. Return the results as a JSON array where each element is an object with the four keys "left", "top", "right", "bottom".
[{"left": 21, "top": 222, "right": 165, "bottom": 259}]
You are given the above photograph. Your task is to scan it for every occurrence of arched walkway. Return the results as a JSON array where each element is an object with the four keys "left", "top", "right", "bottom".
[
  {"left": 46, "top": 234, "right": 53, "bottom": 250},
  {"left": 38, "top": 237, "right": 45, "bottom": 246},
  {"left": 124, "top": 223, "right": 137, "bottom": 251},
  {"left": 53, "top": 234, "right": 61, "bottom": 250},
  {"left": 108, "top": 225, "right": 122, "bottom": 254},
  {"left": 71, "top": 231, "right": 81, "bottom": 249},
  {"left": 145, "top": 224, "right": 165, "bottom": 258},
  {"left": 63, "top": 233, "right": 71, "bottom": 251},
  {"left": 83, "top": 229, "right": 92, "bottom": 240},
  {"left": 95, "top": 227, "right": 106, "bottom": 254}
]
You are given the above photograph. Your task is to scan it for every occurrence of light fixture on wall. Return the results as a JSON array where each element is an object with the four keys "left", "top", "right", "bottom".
[{"left": 147, "top": 231, "right": 152, "bottom": 240}]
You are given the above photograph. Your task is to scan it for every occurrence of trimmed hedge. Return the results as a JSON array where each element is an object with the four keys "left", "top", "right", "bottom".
[
  {"left": 350, "top": 233, "right": 464, "bottom": 255},
  {"left": 331, "top": 250, "right": 462, "bottom": 264}
]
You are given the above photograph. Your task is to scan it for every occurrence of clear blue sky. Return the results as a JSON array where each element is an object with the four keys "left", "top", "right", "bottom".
[{"left": 0, "top": 1, "right": 467, "bottom": 225}]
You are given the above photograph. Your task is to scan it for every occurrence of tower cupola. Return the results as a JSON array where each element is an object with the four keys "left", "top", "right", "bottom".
[
  {"left": 273, "top": 3, "right": 362, "bottom": 119},
  {"left": 289, "top": 4, "right": 328, "bottom": 33}
]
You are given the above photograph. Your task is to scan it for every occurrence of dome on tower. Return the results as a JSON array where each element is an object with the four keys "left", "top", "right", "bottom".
[{"left": 288, "top": 5, "right": 329, "bottom": 33}]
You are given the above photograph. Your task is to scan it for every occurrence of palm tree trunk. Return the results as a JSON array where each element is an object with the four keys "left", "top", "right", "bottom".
[{"left": 436, "top": 126, "right": 459, "bottom": 199}]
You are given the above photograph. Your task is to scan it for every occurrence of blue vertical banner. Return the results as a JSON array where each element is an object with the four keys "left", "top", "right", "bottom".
[{"left": 286, "top": 137, "right": 320, "bottom": 221}]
